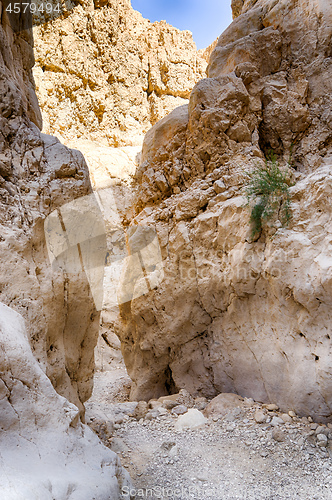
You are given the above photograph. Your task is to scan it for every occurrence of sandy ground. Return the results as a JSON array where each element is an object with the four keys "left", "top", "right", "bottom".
[{"left": 86, "top": 353, "right": 332, "bottom": 500}]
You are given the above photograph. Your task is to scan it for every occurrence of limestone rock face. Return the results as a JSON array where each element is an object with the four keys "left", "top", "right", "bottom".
[
  {"left": 115, "top": 0, "right": 332, "bottom": 421},
  {"left": 0, "top": 1, "right": 103, "bottom": 413},
  {"left": 0, "top": 303, "right": 131, "bottom": 499},
  {"left": 33, "top": 0, "right": 207, "bottom": 147},
  {"left": 0, "top": 5, "right": 131, "bottom": 496}
]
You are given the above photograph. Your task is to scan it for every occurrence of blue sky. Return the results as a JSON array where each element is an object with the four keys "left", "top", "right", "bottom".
[{"left": 131, "top": 0, "right": 233, "bottom": 50}]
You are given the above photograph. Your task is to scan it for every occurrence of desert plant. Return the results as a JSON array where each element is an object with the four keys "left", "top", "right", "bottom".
[{"left": 244, "top": 152, "right": 292, "bottom": 237}]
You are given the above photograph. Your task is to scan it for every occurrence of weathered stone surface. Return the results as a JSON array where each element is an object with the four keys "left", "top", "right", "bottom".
[
  {"left": 0, "top": 303, "right": 131, "bottom": 499},
  {"left": 204, "top": 393, "right": 246, "bottom": 419},
  {"left": 0, "top": 2, "right": 104, "bottom": 413},
  {"left": 33, "top": 0, "right": 207, "bottom": 147},
  {"left": 114, "top": 0, "right": 332, "bottom": 421},
  {"left": 0, "top": 5, "right": 132, "bottom": 495}
]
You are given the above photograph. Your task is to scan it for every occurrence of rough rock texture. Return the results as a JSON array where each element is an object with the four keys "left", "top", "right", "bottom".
[
  {"left": 114, "top": 0, "right": 332, "bottom": 421},
  {"left": 0, "top": 0, "right": 105, "bottom": 413},
  {"left": 0, "top": 303, "right": 131, "bottom": 499},
  {"left": 33, "top": 0, "right": 207, "bottom": 147},
  {"left": 0, "top": 5, "right": 132, "bottom": 497}
]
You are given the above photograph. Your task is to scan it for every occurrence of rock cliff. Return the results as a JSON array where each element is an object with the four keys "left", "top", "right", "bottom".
[
  {"left": 33, "top": 0, "right": 207, "bottom": 147},
  {"left": 0, "top": 3, "right": 130, "bottom": 497},
  {"left": 0, "top": 11, "right": 99, "bottom": 412},
  {"left": 115, "top": 0, "right": 332, "bottom": 421}
]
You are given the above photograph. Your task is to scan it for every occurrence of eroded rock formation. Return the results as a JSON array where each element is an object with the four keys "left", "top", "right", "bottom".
[
  {"left": 33, "top": 0, "right": 207, "bottom": 147},
  {"left": 115, "top": 0, "right": 332, "bottom": 421},
  {"left": 0, "top": 3, "right": 130, "bottom": 497},
  {"left": 0, "top": 304, "right": 131, "bottom": 498},
  {"left": 0, "top": 13, "right": 99, "bottom": 411}
]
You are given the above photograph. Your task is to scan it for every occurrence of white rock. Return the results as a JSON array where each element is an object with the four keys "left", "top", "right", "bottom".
[
  {"left": 174, "top": 409, "right": 208, "bottom": 431},
  {"left": 0, "top": 304, "right": 131, "bottom": 499},
  {"left": 271, "top": 416, "right": 285, "bottom": 427}
]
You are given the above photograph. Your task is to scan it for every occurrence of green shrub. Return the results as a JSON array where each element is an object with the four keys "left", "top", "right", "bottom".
[{"left": 244, "top": 152, "right": 292, "bottom": 237}]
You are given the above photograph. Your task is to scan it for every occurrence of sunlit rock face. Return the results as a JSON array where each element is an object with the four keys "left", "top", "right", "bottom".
[
  {"left": 114, "top": 0, "right": 332, "bottom": 421},
  {"left": 0, "top": 5, "right": 101, "bottom": 412},
  {"left": 33, "top": 0, "right": 208, "bottom": 148},
  {"left": 0, "top": 4, "right": 131, "bottom": 497}
]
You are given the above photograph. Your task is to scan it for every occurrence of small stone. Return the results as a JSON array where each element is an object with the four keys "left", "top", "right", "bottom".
[
  {"left": 327, "top": 423, "right": 332, "bottom": 429},
  {"left": 157, "top": 407, "right": 169, "bottom": 416},
  {"left": 163, "top": 400, "right": 179, "bottom": 410},
  {"left": 254, "top": 410, "right": 266, "bottom": 424},
  {"left": 288, "top": 410, "right": 296, "bottom": 418},
  {"left": 308, "top": 416, "right": 313, "bottom": 422},
  {"left": 243, "top": 398, "right": 255, "bottom": 407},
  {"left": 316, "top": 434, "right": 328, "bottom": 447},
  {"left": 149, "top": 400, "right": 162, "bottom": 410},
  {"left": 310, "top": 423, "right": 319, "bottom": 430},
  {"left": 171, "top": 405, "right": 188, "bottom": 415},
  {"left": 132, "top": 401, "right": 149, "bottom": 420},
  {"left": 315, "top": 425, "right": 328, "bottom": 436},
  {"left": 213, "top": 179, "right": 226, "bottom": 194},
  {"left": 195, "top": 397, "right": 207, "bottom": 411},
  {"left": 272, "top": 429, "right": 285, "bottom": 442},
  {"left": 271, "top": 416, "right": 284, "bottom": 426},
  {"left": 281, "top": 413, "right": 292, "bottom": 423},
  {"left": 174, "top": 409, "right": 207, "bottom": 430},
  {"left": 298, "top": 437, "right": 305, "bottom": 446},
  {"left": 114, "top": 424, "right": 121, "bottom": 430},
  {"left": 260, "top": 450, "right": 269, "bottom": 457},
  {"left": 264, "top": 404, "right": 279, "bottom": 411}
]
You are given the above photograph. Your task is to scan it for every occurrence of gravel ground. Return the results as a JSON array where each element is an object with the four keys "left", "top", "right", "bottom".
[{"left": 87, "top": 367, "right": 332, "bottom": 500}]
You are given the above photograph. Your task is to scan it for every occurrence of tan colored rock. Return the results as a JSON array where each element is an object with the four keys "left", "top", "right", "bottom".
[
  {"left": 114, "top": 0, "right": 332, "bottom": 422},
  {"left": 33, "top": 0, "right": 207, "bottom": 147},
  {"left": 204, "top": 393, "right": 246, "bottom": 418},
  {"left": 0, "top": 4, "right": 104, "bottom": 413}
]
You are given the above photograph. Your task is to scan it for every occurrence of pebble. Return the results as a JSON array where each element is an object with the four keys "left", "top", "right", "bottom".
[
  {"left": 263, "top": 404, "right": 279, "bottom": 411},
  {"left": 316, "top": 434, "right": 328, "bottom": 447},
  {"left": 281, "top": 413, "right": 292, "bottom": 423},
  {"left": 254, "top": 410, "right": 266, "bottom": 424},
  {"left": 171, "top": 405, "right": 188, "bottom": 415},
  {"left": 271, "top": 416, "right": 285, "bottom": 426},
  {"left": 272, "top": 429, "right": 285, "bottom": 442},
  {"left": 315, "top": 425, "right": 328, "bottom": 436}
]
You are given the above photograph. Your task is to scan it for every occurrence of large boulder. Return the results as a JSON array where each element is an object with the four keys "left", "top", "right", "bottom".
[
  {"left": 0, "top": 303, "right": 131, "bottom": 499},
  {"left": 114, "top": 0, "right": 332, "bottom": 421}
]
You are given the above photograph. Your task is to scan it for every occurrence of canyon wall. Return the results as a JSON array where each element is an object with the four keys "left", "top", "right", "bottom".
[
  {"left": 0, "top": 3, "right": 130, "bottom": 497},
  {"left": 0, "top": 8, "right": 100, "bottom": 412},
  {"left": 114, "top": 0, "right": 332, "bottom": 421},
  {"left": 33, "top": 0, "right": 207, "bottom": 147}
]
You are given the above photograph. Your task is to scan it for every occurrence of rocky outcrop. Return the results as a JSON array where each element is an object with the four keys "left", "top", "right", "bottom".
[
  {"left": 0, "top": 15, "right": 99, "bottom": 411},
  {"left": 33, "top": 0, "right": 207, "bottom": 147},
  {"left": 0, "top": 3, "right": 132, "bottom": 497},
  {"left": 114, "top": 0, "right": 332, "bottom": 421},
  {"left": 0, "top": 304, "right": 131, "bottom": 499}
]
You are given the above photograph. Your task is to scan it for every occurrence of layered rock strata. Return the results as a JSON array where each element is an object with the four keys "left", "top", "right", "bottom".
[
  {"left": 33, "top": 0, "right": 207, "bottom": 147},
  {"left": 114, "top": 0, "right": 332, "bottom": 421}
]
